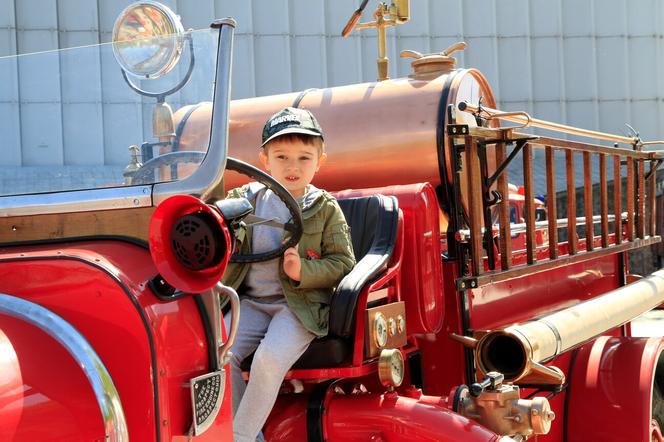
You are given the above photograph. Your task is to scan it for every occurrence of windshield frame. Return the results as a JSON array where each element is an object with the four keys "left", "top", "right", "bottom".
[{"left": 0, "top": 19, "right": 235, "bottom": 218}]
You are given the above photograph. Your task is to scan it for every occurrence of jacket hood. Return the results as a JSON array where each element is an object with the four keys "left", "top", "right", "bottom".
[{"left": 244, "top": 182, "right": 325, "bottom": 217}]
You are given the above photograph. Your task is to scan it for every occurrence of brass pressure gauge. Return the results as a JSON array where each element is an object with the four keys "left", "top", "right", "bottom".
[
  {"left": 388, "top": 317, "right": 397, "bottom": 336},
  {"left": 396, "top": 314, "right": 405, "bottom": 333},
  {"left": 378, "top": 348, "right": 405, "bottom": 387},
  {"left": 373, "top": 312, "right": 388, "bottom": 348}
]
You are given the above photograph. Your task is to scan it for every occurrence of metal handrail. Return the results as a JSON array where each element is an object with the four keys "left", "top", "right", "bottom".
[
  {"left": 459, "top": 101, "right": 664, "bottom": 147},
  {"left": 457, "top": 214, "right": 625, "bottom": 239},
  {"left": 508, "top": 214, "right": 621, "bottom": 235}
]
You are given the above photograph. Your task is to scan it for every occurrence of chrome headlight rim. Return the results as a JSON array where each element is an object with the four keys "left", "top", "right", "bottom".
[{"left": 112, "top": 0, "right": 185, "bottom": 79}]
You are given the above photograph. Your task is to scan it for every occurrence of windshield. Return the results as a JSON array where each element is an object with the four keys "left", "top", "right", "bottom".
[{"left": 0, "top": 28, "right": 217, "bottom": 197}]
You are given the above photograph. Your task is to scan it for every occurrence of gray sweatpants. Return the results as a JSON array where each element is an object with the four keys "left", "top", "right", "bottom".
[{"left": 224, "top": 297, "right": 315, "bottom": 442}]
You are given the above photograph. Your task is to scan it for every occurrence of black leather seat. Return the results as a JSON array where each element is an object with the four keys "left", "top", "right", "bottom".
[{"left": 240, "top": 194, "right": 400, "bottom": 370}]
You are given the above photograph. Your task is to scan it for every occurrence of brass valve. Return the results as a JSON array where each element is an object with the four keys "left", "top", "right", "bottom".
[{"left": 451, "top": 372, "right": 555, "bottom": 439}]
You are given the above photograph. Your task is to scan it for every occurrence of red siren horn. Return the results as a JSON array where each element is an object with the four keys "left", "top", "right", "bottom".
[{"left": 149, "top": 195, "right": 231, "bottom": 293}]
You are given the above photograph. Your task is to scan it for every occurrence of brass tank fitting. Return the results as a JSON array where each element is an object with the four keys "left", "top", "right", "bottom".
[{"left": 401, "top": 41, "right": 467, "bottom": 77}]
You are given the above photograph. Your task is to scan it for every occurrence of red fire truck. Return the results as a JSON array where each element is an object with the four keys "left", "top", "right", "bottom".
[{"left": 2, "top": 1, "right": 664, "bottom": 441}]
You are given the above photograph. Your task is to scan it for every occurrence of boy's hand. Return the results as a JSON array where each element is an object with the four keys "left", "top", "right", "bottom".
[{"left": 283, "top": 246, "right": 301, "bottom": 281}]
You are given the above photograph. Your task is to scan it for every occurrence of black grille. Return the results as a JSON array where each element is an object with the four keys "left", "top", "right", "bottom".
[{"left": 170, "top": 213, "right": 224, "bottom": 271}]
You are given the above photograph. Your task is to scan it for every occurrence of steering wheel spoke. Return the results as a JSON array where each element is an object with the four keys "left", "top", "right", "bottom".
[
  {"left": 243, "top": 214, "right": 287, "bottom": 229},
  {"left": 283, "top": 221, "right": 300, "bottom": 234},
  {"left": 225, "top": 157, "right": 303, "bottom": 263}
]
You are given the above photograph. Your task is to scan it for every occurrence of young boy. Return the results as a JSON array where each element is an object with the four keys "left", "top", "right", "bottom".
[{"left": 221, "top": 107, "right": 355, "bottom": 442}]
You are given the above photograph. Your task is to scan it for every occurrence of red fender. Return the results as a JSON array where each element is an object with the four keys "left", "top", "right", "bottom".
[
  {"left": 566, "top": 336, "right": 664, "bottom": 441},
  {"left": 0, "top": 328, "right": 23, "bottom": 440},
  {"left": 265, "top": 391, "right": 508, "bottom": 441},
  {"left": 0, "top": 242, "right": 234, "bottom": 441},
  {"left": 0, "top": 313, "right": 108, "bottom": 441}
]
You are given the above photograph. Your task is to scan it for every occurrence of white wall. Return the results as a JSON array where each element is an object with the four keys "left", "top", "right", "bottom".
[{"left": 1, "top": 0, "right": 663, "bottom": 166}]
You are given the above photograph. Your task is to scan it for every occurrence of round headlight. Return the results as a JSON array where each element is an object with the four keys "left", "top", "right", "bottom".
[{"left": 112, "top": 1, "right": 184, "bottom": 79}]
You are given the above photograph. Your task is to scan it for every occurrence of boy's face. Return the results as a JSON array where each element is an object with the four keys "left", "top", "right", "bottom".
[{"left": 259, "top": 137, "right": 326, "bottom": 198}]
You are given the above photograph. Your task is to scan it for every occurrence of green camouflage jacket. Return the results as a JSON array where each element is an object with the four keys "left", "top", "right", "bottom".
[{"left": 221, "top": 182, "right": 355, "bottom": 336}]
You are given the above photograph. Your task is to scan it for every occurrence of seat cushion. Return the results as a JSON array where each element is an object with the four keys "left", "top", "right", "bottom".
[{"left": 239, "top": 336, "right": 351, "bottom": 371}]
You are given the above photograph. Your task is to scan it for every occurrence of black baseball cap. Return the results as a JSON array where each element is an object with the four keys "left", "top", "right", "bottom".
[{"left": 261, "top": 107, "right": 324, "bottom": 147}]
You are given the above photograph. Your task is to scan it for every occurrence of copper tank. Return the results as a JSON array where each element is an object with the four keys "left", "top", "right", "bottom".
[{"left": 172, "top": 65, "right": 497, "bottom": 202}]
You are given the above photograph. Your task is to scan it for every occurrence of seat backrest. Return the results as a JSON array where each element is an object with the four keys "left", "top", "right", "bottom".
[
  {"left": 338, "top": 195, "right": 394, "bottom": 262},
  {"left": 330, "top": 195, "right": 400, "bottom": 337},
  {"left": 335, "top": 183, "right": 444, "bottom": 335}
]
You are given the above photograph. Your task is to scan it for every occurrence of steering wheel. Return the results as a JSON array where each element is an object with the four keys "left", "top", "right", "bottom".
[
  {"left": 133, "top": 151, "right": 303, "bottom": 263},
  {"left": 223, "top": 157, "right": 303, "bottom": 263},
  {"left": 131, "top": 150, "right": 206, "bottom": 185}
]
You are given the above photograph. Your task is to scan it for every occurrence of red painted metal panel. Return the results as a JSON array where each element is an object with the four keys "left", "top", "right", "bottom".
[
  {"left": 0, "top": 240, "right": 233, "bottom": 441},
  {"left": 566, "top": 336, "right": 664, "bottom": 442},
  {"left": 470, "top": 254, "right": 620, "bottom": 330},
  {"left": 0, "top": 328, "right": 23, "bottom": 440},
  {"left": 325, "top": 393, "right": 503, "bottom": 441},
  {"left": 265, "top": 392, "right": 504, "bottom": 442},
  {"left": 264, "top": 395, "right": 309, "bottom": 441},
  {"left": 417, "top": 260, "right": 468, "bottom": 396},
  {"left": 0, "top": 315, "right": 105, "bottom": 441}
]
